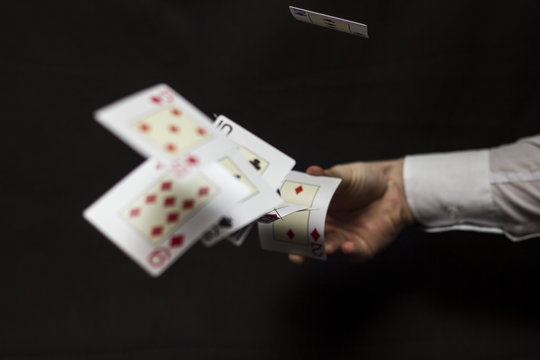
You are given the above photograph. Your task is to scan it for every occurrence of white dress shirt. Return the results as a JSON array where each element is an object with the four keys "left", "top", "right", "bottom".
[{"left": 403, "top": 135, "right": 540, "bottom": 241}]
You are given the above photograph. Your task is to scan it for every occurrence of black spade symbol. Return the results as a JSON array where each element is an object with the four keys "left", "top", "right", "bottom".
[{"left": 219, "top": 217, "right": 233, "bottom": 228}]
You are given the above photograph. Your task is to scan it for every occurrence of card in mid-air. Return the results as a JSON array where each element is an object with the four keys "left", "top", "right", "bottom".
[{"left": 289, "top": 6, "right": 368, "bottom": 38}]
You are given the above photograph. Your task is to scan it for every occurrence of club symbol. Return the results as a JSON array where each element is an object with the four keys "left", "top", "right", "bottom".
[
  {"left": 219, "top": 217, "right": 233, "bottom": 228},
  {"left": 249, "top": 158, "right": 261, "bottom": 171}
]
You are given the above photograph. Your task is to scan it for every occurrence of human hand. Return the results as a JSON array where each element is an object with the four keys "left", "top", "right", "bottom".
[{"left": 289, "top": 159, "right": 414, "bottom": 264}]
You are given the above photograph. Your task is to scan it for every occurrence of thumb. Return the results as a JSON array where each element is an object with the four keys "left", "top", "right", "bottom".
[{"left": 306, "top": 165, "right": 325, "bottom": 175}]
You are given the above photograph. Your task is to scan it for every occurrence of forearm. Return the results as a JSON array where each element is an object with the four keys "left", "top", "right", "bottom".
[{"left": 403, "top": 135, "right": 540, "bottom": 240}]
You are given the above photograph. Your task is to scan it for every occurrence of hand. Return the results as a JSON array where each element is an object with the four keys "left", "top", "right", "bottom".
[{"left": 289, "top": 159, "right": 415, "bottom": 264}]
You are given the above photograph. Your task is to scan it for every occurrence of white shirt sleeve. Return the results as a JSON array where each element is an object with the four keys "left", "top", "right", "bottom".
[{"left": 403, "top": 135, "right": 540, "bottom": 241}]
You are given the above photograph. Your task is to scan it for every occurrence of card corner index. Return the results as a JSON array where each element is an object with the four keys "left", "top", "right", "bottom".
[{"left": 289, "top": 6, "right": 311, "bottom": 23}]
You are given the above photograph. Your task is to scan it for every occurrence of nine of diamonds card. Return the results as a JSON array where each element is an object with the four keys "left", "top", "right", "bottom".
[{"left": 84, "top": 158, "right": 249, "bottom": 277}]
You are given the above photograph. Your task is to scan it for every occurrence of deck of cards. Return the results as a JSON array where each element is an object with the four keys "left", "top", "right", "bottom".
[{"left": 84, "top": 84, "right": 341, "bottom": 276}]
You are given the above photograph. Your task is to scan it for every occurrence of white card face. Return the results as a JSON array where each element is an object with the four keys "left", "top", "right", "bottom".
[
  {"left": 84, "top": 158, "right": 249, "bottom": 277},
  {"left": 289, "top": 6, "right": 368, "bottom": 38},
  {"left": 258, "top": 171, "right": 341, "bottom": 260},
  {"left": 199, "top": 150, "right": 282, "bottom": 247},
  {"left": 227, "top": 224, "right": 254, "bottom": 247},
  {"left": 95, "top": 84, "right": 229, "bottom": 162},
  {"left": 214, "top": 115, "right": 295, "bottom": 190}
]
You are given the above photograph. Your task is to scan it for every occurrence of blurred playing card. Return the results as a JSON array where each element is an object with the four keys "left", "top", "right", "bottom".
[
  {"left": 289, "top": 6, "right": 368, "bottom": 38},
  {"left": 214, "top": 115, "right": 295, "bottom": 190},
  {"left": 95, "top": 84, "right": 231, "bottom": 163},
  {"left": 227, "top": 224, "right": 255, "bottom": 247},
  {"left": 199, "top": 150, "right": 282, "bottom": 247},
  {"left": 84, "top": 158, "right": 249, "bottom": 277}
]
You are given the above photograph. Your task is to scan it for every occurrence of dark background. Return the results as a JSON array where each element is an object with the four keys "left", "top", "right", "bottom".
[{"left": 2, "top": 1, "right": 540, "bottom": 359}]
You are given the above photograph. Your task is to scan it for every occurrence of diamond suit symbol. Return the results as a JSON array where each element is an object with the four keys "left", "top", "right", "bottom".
[
  {"left": 170, "top": 235, "right": 184, "bottom": 247},
  {"left": 295, "top": 186, "right": 303, "bottom": 195},
  {"left": 167, "top": 212, "right": 179, "bottom": 223},
  {"left": 151, "top": 226, "right": 163, "bottom": 237},
  {"left": 163, "top": 196, "right": 176, "bottom": 207},
  {"left": 287, "top": 229, "right": 295, "bottom": 239},
  {"left": 146, "top": 194, "right": 157, "bottom": 204},
  {"left": 129, "top": 208, "right": 140, "bottom": 217},
  {"left": 183, "top": 199, "right": 194, "bottom": 209},
  {"left": 166, "top": 143, "right": 176, "bottom": 153},
  {"left": 161, "top": 181, "right": 172, "bottom": 191}
]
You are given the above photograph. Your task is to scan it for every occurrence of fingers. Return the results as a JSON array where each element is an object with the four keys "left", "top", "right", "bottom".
[
  {"left": 306, "top": 165, "right": 324, "bottom": 175},
  {"left": 288, "top": 253, "right": 305, "bottom": 264},
  {"left": 324, "top": 228, "right": 345, "bottom": 254},
  {"left": 326, "top": 221, "right": 376, "bottom": 260}
]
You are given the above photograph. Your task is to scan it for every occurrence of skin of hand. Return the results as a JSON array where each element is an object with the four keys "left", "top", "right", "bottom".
[{"left": 289, "top": 159, "right": 415, "bottom": 264}]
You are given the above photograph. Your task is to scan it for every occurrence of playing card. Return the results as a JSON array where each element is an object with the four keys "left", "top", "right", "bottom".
[
  {"left": 258, "top": 171, "right": 341, "bottom": 260},
  {"left": 214, "top": 115, "right": 295, "bottom": 190},
  {"left": 95, "top": 84, "right": 230, "bottom": 163},
  {"left": 289, "top": 6, "right": 368, "bottom": 38},
  {"left": 84, "top": 158, "right": 250, "bottom": 277},
  {"left": 256, "top": 203, "right": 310, "bottom": 224},
  {"left": 199, "top": 150, "right": 282, "bottom": 247},
  {"left": 227, "top": 224, "right": 255, "bottom": 247}
]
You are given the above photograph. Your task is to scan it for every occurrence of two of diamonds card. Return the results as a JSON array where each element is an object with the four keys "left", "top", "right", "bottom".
[{"left": 258, "top": 171, "right": 341, "bottom": 260}]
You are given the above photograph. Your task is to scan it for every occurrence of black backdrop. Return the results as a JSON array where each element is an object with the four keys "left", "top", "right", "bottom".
[{"left": 2, "top": 1, "right": 540, "bottom": 359}]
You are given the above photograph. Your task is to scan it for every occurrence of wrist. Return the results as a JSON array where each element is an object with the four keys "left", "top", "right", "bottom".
[{"left": 385, "top": 158, "right": 415, "bottom": 227}]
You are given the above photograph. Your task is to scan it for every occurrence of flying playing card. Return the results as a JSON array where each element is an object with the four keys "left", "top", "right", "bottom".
[
  {"left": 227, "top": 224, "right": 255, "bottom": 247},
  {"left": 84, "top": 158, "right": 249, "bottom": 277},
  {"left": 289, "top": 6, "right": 368, "bottom": 38},
  {"left": 213, "top": 115, "right": 296, "bottom": 246},
  {"left": 198, "top": 150, "right": 282, "bottom": 247},
  {"left": 258, "top": 171, "right": 341, "bottom": 260},
  {"left": 214, "top": 115, "right": 295, "bottom": 190},
  {"left": 95, "top": 84, "right": 229, "bottom": 163}
]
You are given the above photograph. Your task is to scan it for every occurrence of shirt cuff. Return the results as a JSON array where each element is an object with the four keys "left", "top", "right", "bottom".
[{"left": 403, "top": 149, "right": 501, "bottom": 231}]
